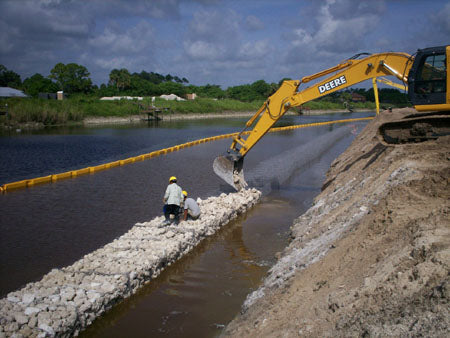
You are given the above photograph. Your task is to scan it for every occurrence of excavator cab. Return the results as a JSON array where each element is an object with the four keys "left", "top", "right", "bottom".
[{"left": 408, "top": 46, "right": 449, "bottom": 110}]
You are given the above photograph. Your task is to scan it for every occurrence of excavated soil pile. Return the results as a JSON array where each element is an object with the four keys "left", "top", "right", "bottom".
[{"left": 224, "top": 108, "right": 449, "bottom": 337}]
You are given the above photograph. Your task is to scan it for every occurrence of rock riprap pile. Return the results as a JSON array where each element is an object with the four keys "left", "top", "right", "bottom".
[{"left": 0, "top": 189, "right": 261, "bottom": 337}]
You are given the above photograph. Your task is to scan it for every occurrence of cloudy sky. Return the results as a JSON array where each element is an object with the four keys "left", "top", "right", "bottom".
[{"left": 1, "top": 0, "right": 449, "bottom": 88}]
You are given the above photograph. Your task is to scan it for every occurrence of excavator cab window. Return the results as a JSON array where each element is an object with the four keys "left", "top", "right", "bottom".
[
  {"left": 414, "top": 54, "right": 446, "bottom": 94},
  {"left": 408, "top": 46, "right": 447, "bottom": 106}
]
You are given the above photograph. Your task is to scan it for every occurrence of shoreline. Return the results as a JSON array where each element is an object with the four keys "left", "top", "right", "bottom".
[
  {"left": 82, "top": 109, "right": 364, "bottom": 126},
  {"left": 1, "top": 109, "right": 373, "bottom": 130}
]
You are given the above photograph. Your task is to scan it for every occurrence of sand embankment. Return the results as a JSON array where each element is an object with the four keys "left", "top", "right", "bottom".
[
  {"left": 224, "top": 108, "right": 449, "bottom": 337},
  {"left": 0, "top": 189, "right": 261, "bottom": 337}
]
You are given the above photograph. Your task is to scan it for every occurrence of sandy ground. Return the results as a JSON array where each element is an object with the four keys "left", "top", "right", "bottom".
[{"left": 223, "top": 108, "right": 449, "bottom": 337}]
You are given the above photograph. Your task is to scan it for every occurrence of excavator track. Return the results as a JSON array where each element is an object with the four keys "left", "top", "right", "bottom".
[{"left": 378, "top": 111, "right": 450, "bottom": 144}]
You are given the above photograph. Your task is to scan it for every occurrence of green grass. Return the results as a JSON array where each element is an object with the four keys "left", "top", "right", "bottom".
[{"left": 154, "top": 97, "right": 263, "bottom": 114}]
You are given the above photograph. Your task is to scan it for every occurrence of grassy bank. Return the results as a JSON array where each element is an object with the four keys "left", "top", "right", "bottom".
[
  {"left": 0, "top": 96, "right": 264, "bottom": 126},
  {"left": 0, "top": 95, "right": 377, "bottom": 127}
]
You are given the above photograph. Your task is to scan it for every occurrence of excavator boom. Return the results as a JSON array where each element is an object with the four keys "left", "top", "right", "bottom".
[{"left": 214, "top": 46, "right": 449, "bottom": 190}]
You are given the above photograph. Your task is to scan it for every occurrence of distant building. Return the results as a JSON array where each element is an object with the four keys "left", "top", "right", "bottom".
[
  {"left": 99, "top": 96, "right": 143, "bottom": 101},
  {"left": 160, "top": 94, "right": 185, "bottom": 101},
  {"left": 351, "top": 92, "right": 366, "bottom": 102},
  {"left": 0, "top": 87, "right": 28, "bottom": 97},
  {"left": 185, "top": 93, "right": 197, "bottom": 100},
  {"left": 38, "top": 93, "right": 57, "bottom": 100}
]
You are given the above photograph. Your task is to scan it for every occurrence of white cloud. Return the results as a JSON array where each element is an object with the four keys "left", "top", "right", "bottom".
[
  {"left": 245, "top": 15, "right": 264, "bottom": 31},
  {"left": 90, "top": 56, "right": 130, "bottom": 70},
  {"left": 183, "top": 9, "right": 241, "bottom": 61},
  {"left": 291, "top": 28, "right": 313, "bottom": 47},
  {"left": 238, "top": 40, "right": 271, "bottom": 59},
  {"left": 184, "top": 40, "right": 223, "bottom": 60},
  {"left": 284, "top": 0, "right": 383, "bottom": 67},
  {"left": 89, "top": 21, "right": 156, "bottom": 55},
  {"left": 431, "top": 2, "right": 450, "bottom": 35},
  {"left": 188, "top": 9, "right": 240, "bottom": 42}
]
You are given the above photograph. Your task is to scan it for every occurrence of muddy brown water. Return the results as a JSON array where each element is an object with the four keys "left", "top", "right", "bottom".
[{"left": 0, "top": 114, "right": 370, "bottom": 336}]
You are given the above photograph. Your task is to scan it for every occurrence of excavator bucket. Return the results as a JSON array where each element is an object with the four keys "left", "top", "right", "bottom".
[{"left": 213, "top": 156, "right": 247, "bottom": 191}]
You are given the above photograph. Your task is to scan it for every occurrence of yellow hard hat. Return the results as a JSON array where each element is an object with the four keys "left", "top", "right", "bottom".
[
  {"left": 182, "top": 190, "right": 187, "bottom": 197},
  {"left": 169, "top": 176, "right": 177, "bottom": 182}
]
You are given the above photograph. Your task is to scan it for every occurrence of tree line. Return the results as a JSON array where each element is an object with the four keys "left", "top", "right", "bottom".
[{"left": 0, "top": 63, "right": 409, "bottom": 104}]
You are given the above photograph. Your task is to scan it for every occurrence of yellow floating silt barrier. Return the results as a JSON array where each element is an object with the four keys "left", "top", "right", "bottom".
[
  {"left": 76, "top": 167, "right": 91, "bottom": 176},
  {"left": 29, "top": 175, "right": 52, "bottom": 186},
  {"left": 109, "top": 161, "right": 121, "bottom": 168},
  {"left": 1, "top": 116, "right": 374, "bottom": 193},
  {"left": 120, "top": 159, "right": 132, "bottom": 165},
  {"left": 52, "top": 172, "right": 72, "bottom": 181},
  {"left": 3, "top": 180, "right": 28, "bottom": 191},
  {"left": 91, "top": 164, "right": 107, "bottom": 172}
]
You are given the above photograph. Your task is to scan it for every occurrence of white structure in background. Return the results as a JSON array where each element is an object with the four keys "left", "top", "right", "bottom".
[
  {"left": 0, "top": 87, "right": 28, "bottom": 97},
  {"left": 99, "top": 96, "right": 143, "bottom": 101},
  {"left": 160, "top": 94, "right": 185, "bottom": 101}
]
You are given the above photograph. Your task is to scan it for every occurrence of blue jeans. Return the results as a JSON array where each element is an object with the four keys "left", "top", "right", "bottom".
[{"left": 163, "top": 204, "right": 180, "bottom": 223}]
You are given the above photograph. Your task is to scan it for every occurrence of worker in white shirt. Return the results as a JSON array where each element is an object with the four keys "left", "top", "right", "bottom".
[{"left": 162, "top": 176, "right": 184, "bottom": 225}]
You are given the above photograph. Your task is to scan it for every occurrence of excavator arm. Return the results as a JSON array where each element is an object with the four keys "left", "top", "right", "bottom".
[{"left": 214, "top": 52, "right": 415, "bottom": 190}]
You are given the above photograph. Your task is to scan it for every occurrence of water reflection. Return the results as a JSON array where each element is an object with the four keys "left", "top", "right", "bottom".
[{"left": 0, "top": 113, "right": 370, "bottom": 336}]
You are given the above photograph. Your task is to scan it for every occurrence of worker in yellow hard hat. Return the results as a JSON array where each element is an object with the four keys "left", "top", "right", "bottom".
[
  {"left": 162, "top": 176, "right": 184, "bottom": 226},
  {"left": 181, "top": 190, "right": 201, "bottom": 221}
]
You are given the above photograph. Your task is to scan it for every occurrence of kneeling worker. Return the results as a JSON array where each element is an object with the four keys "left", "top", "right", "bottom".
[
  {"left": 163, "top": 176, "right": 184, "bottom": 225},
  {"left": 182, "top": 190, "right": 200, "bottom": 221}
]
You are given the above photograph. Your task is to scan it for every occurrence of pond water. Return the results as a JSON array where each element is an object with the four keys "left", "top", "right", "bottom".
[{"left": 0, "top": 112, "right": 372, "bottom": 336}]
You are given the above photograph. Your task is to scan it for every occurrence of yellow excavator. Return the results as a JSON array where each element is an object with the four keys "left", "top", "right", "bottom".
[{"left": 214, "top": 45, "right": 450, "bottom": 190}]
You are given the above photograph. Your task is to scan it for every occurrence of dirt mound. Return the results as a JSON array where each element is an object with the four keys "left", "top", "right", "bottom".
[{"left": 223, "top": 108, "right": 449, "bottom": 337}]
